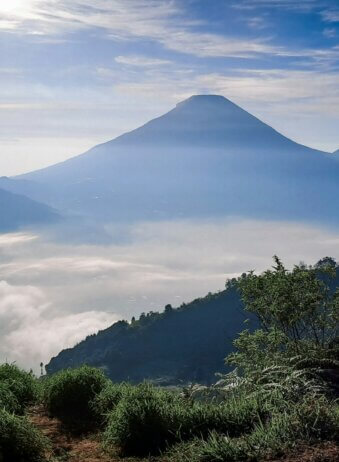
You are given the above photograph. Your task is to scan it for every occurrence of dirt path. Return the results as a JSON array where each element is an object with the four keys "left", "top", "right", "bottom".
[
  {"left": 28, "top": 405, "right": 114, "bottom": 462},
  {"left": 269, "top": 443, "right": 339, "bottom": 462}
]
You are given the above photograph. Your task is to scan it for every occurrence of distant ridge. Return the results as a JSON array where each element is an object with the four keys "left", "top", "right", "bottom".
[
  {"left": 46, "top": 262, "right": 339, "bottom": 384},
  {"left": 1, "top": 95, "right": 338, "bottom": 227},
  {"left": 46, "top": 286, "right": 245, "bottom": 384},
  {"left": 0, "top": 187, "right": 59, "bottom": 232}
]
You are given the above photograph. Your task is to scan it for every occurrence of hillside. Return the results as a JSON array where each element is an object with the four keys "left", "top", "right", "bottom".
[
  {"left": 1, "top": 95, "right": 338, "bottom": 226},
  {"left": 46, "top": 286, "right": 247, "bottom": 384},
  {"left": 0, "top": 187, "right": 60, "bottom": 232},
  {"left": 46, "top": 257, "right": 339, "bottom": 385}
]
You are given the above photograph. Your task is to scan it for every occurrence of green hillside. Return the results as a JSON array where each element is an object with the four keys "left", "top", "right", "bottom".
[
  {"left": 46, "top": 257, "right": 339, "bottom": 385},
  {"left": 46, "top": 286, "right": 249, "bottom": 384}
]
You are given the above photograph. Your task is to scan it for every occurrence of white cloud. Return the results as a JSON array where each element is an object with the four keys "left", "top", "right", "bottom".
[
  {"left": 0, "top": 232, "right": 37, "bottom": 246},
  {"left": 323, "top": 27, "right": 337, "bottom": 38},
  {"left": 246, "top": 16, "right": 269, "bottom": 29},
  {"left": 115, "top": 55, "right": 171, "bottom": 67},
  {"left": 0, "top": 0, "right": 324, "bottom": 60},
  {"left": 0, "top": 280, "right": 118, "bottom": 371},
  {"left": 233, "top": 0, "right": 324, "bottom": 12},
  {"left": 321, "top": 9, "right": 339, "bottom": 22}
]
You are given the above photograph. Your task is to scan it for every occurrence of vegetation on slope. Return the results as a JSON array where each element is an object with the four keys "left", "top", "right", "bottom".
[
  {"left": 46, "top": 286, "right": 248, "bottom": 384},
  {"left": 0, "top": 364, "right": 48, "bottom": 462},
  {"left": 0, "top": 256, "right": 338, "bottom": 461},
  {"left": 47, "top": 257, "right": 339, "bottom": 388}
]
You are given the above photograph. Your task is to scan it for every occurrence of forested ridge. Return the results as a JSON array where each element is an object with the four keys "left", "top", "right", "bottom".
[{"left": 46, "top": 257, "right": 339, "bottom": 386}]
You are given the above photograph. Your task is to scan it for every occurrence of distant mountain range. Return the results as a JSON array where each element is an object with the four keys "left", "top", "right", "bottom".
[
  {"left": 0, "top": 186, "right": 59, "bottom": 232},
  {"left": 1, "top": 95, "right": 338, "bottom": 229}
]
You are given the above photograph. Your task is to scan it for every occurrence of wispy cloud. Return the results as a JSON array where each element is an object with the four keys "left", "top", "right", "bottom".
[
  {"left": 246, "top": 16, "right": 269, "bottom": 29},
  {"left": 0, "top": 0, "right": 311, "bottom": 59},
  {"left": 323, "top": 27, "right": 337, "bottom": 38},
  {"left": 233, "top": 0, "right": 324, "bottom": 12},
  {"left": 114, "top": 55, "right": 171, "bottom": 67},
  {"left": 321, "top": 8, "right": 339, "bottom": 22}
]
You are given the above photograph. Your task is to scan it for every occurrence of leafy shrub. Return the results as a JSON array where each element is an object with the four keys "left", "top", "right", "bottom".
[
  {"left": 0, "top": 409, "right": 48, "bottom": 462},
  {"left": 90, "top": 382, "right": 132, "bottom": 424},
  {"left": 0, "top": 383, "right": 20, "bottom": 414},
  {"left": 103, "top": 383, "right": 265, "bottom": 457},
  {"left": 103, "top": 383, "right": 181, "bottom": 456},
  {"left": 290, "top": 395, "right": 339, "bottom": 442},
  {"left": 0, "top": 363, "right": 38, "bottom": 414},
  {"left": 166, "top": 396, "right": 339, "bottom": 462},
  {"left": 176, "top": 393, "right": 266, "bottom": 443},
  {"left": 43, "top": 365, "right": 108, "bottom": 431}
]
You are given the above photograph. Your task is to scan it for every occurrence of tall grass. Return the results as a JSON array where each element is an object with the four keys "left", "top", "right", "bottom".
[
  {"left": 165, "top": 394, "right": 339, "bottom": 462},
  {"left": 102, "top": 383, "right": 267, "bottom": 457},
  {"left": 0, "top": 409, "right": 48, "bottom": 462},
  {"left": 0, "top": 363, "right": 39, "bottom": 414},
  {"left": 43, "top": 365, "right": 108, "bottom": 431}
]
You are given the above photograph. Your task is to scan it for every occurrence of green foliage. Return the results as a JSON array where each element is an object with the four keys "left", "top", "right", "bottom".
[
  {"left": 0, "top": 363, "right": 38, "bottom": 414},
  {"left": 43, "top": 365, "right": 108, "bottom": 431},
  {"left": 166, "top": 396, "right": 339, "bottom": 462},
  {"left": 90, "top": 382, "right": 132, "bottom": 424},
  {"left": 103, "top": 383, "right": 180, "bottom": 456},
  {"left": 227, "top": 257, "right": 339, "bottom": 388},
  {"left": 165, "top": 257, "right": 339, "bottom": 462},
  {"left": 103, "top": 382, "right": 266, "bottom": 457},
  {"left": 179, "top": 394, "right": 266, "bottom": 441},
  {"left": 0, "top": 383, "right": 20, "bottom": 414},
  {"left": 0, "top": 409, "right": 48, "bottom": 462},
  {"left": 46, "top": 289, "right": 242, "bottom": 385},
  {"left": 235, "top": 256, "right": 338, "bottom": 356}
]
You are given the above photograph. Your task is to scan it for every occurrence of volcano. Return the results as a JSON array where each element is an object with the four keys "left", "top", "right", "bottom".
[{"left": 1, "top": 95, "right": 338, "bottom": 226}]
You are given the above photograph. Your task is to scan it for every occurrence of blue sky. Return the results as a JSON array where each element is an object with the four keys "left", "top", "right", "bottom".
[{"left": 1, "top": 0, "right": 338, "bottom": 175}]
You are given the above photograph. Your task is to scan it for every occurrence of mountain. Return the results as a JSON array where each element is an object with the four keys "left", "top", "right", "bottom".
[
  {"left": 1, "top": 95, "right": 338, "bottom": 226},
  {"left": 0, "top": 186, "right": 60, "bottom": 232},
  {"left": 46, "top": 286, "right": 247, "bottom": 385}
]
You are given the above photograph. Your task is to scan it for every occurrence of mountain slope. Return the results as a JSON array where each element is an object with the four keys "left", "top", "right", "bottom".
[
  {"left": 46, "top": 261, "right": 339, "bottom": 384},
  {"left": 46, "top": 288, "right": 247, "bottom": 385},
  {"left": 0, "top": 187, "right": 60, "bottom": 232},
  {"left": 1, "top": 95, "right": 338, "bottom": 225}
]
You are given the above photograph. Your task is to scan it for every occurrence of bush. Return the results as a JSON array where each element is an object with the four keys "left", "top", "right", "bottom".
[
  {"left": 103, "top": 383, "right": 181, "bottom": 456},
  {"left": 0, "top": 408, "right": 48, "bottom": 462},
  {"left": 166, "top": 396, "right": 339, "bottom": 462},
  {"left": 183, "top": 393, "right": 267, "bottom": 440},
  {"left": 90, "top": 382, "right": 132, "bottom": 424},
  {"left": 0, "top": 383, "right": 20, "bottom": 414},
  {"left": 0, "top": 363, "right": 38, "bottom": 414},
  {"left": 103, "top": 383, "right": 265, "bottom": 457},
  {"left": 43, "top": 365, "right": 108, "bottom": 431}
]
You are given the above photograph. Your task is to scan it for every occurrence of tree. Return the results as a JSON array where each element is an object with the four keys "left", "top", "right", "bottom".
[
  {"left": 227, "top": 256, "right": 339, "bottom": 372},
  {"left": 164, "top": 304, "right": 173, "bottom": 314},
  {"left": 315, "top": 256, "right": 337, "bottom": 269}
]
